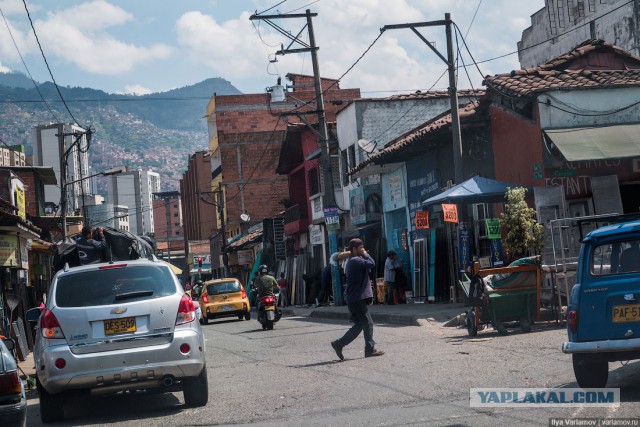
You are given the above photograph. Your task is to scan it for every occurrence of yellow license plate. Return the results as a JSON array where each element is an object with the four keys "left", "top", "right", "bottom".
[
  {"left": 104, "top": 317, "right": 136, "bottom": 335},
  {"left": 612, "top": 304, "right": 640, "bottom": 323}
]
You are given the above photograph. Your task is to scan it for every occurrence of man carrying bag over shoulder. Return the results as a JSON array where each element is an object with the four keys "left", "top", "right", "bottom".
[{"left": 330, "top": 238, "right": 384, "bottom": 361}]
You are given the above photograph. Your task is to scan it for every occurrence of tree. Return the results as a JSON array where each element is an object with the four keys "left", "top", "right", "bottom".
[{"left": 501, "top": 187, "right": 544, "bottom": 259}]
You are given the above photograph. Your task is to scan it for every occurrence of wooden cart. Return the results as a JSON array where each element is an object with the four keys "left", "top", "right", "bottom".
[{"left": 460, "top": 257, "right": 542, "bottom": 336}]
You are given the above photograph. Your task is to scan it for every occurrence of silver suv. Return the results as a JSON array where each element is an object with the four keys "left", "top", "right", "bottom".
[{"left": 28, "top": 259, "right": 208, "bottom": 423}]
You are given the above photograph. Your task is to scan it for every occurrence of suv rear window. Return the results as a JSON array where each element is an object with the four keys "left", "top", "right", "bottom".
[
  {"left": 56, "top": 265, "right": 177, "bottom": 307},
  {"left": 591, "top": 239, "right": 640, "bottom": 276},
  {"left": 206, "top": 281, "right": 241, "bottom": 295}
]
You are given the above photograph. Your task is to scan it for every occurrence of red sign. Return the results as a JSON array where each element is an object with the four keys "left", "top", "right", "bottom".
[
  {"left": 442, "top": 204, "right": 458, "bottom": 223},
  {"left": 415, "top": 211, "right": 429, "bottom": 229}
]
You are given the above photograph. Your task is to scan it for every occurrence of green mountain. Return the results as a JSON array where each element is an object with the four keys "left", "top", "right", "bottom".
[{"left": 0, "top": 72, "right": 242, "bottom": 190}]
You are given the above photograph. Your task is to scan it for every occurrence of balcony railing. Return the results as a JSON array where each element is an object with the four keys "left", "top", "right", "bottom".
[{"left": 284, "top": 204, "right": 308, "bottom": 225}]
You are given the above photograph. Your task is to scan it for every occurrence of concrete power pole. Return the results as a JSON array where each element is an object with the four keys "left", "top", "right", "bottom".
[{"left": 249, "top": 9, "right": 344, "bottom": 305}]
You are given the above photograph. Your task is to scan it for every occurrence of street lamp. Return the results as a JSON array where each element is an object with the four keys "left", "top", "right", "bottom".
[{"left": 61, "top": 166, "right": 128, "bottom": 240}]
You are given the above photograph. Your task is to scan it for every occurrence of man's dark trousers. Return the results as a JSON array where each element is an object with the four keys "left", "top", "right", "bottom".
[{"left": 334, "top": 299, "right": 375, "bottom": 353}]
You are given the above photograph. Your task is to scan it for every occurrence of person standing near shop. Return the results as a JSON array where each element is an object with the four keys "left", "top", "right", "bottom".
[
  {"left": 277, "top": 272, "right": 289, "bottom": 307},
  {"left": 330, "top": 238, "right": 384, "bottom": 360},
  {"left": 384, "top": 250, "right": 401, "bottom": 305}
]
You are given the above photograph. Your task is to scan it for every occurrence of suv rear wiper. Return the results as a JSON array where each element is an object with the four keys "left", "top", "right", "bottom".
[{"left": 115, "top": 290, "right": 154, "bottom": 301}]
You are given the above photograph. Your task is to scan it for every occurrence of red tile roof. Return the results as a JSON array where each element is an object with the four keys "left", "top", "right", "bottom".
[
  {"left": 484, "top": 39, "right": 640, "bottom": 98},
  {"left": 349, "top": 98, "right": 487, "bottom": 175}
]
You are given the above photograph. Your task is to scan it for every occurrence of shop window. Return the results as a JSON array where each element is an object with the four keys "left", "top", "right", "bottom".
[
  {"left": 348, "top": 145, "right": 356, "bottom": 171},
  {"left": 341, "top": 149, "right": 349, "bottom": 186}
]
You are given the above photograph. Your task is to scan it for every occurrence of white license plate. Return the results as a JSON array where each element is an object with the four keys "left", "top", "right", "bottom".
[{"left": 221, "top": 305, "right": 233, "bottom": 311}]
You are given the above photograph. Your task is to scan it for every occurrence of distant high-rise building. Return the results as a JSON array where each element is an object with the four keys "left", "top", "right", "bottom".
[
  {"left": 107, "top": 169, "right": 160, "bottom": 236},
  {"left": 31, "top": 123, "right": 90, "bottom": 215}
]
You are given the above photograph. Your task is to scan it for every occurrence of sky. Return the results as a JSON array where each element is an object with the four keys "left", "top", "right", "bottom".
[{"left": 0, "top": 0, "right": 546, "bottom": 97}]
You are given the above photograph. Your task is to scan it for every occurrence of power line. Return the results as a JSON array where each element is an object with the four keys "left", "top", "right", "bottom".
[
  {"left": 0, "top": 6, "right": 59, "bottom": 122},
  {"left": 21, "top": 0, "right": 84, "bottom": 128}
]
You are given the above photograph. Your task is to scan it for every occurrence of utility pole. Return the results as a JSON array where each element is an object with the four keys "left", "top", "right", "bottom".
[
  {"left": 381, "top": 13, "right": 464, "bottom": 184},
  {"left": 250, "top": 9, "right": 344, "bottom": 305},
  {"left": 218, "top": 181, "right": 229, "bottom": 277},
  {"left": 165, "top": 197, "right": 172, "bottom": 261}
]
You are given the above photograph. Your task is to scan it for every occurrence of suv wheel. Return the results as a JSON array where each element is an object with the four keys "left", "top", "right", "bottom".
[
  {"left": 183, "top": 367, "right": 209, "bottom": 407},
  {"left": 38, "top": 378, "right": 65, "bottom": 423},
  {"left": 573, "top": 354, "right": 608, "bottom": 388}
]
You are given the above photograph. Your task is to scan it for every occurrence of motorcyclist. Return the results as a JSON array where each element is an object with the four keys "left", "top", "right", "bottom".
[{"left": 254, "top": 265, "right": 279, "bottom": 299}]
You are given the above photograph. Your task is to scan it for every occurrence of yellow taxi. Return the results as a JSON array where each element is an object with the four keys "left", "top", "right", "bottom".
[{"left": 199, "top": 278, "right": 251, "bottom": 324}]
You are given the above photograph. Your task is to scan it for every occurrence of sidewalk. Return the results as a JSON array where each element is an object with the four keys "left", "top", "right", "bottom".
[{"left": 280, "top": 301, "right": 467, "bottom": 327}]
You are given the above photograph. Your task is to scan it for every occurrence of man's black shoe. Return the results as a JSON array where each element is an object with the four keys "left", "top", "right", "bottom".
[
  {"left": 365, "top": 348, "right": 385, "bottom": 358},
  {"left": 331, "top": 340, "right": 344, "bottom": 361}
]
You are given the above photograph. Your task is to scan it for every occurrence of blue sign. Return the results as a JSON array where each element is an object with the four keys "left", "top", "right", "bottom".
[
  {"left": 459, "top": 229, "right": 471, "bottom": 272},
  {"left": 490, "top": 239, "right": 504, "bottom": 267},
  {"left": 406, "top": 155, "right": 439, "bottom": 239},
  {"left": 323, "top": 206, "right": 340, "bottom": 231}
]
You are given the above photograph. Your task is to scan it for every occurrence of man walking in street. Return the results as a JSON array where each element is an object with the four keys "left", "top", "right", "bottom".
[{"left": 330, "top": 238, "right": 384, "bottom": 360}]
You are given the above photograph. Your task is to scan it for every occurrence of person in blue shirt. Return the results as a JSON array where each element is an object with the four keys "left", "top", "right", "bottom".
[
  {"left": 76, "top": 226, "right": 107, "bottom": 265},
  {"left": 330, "top": 238, "right": 384, "bottom": 360}
]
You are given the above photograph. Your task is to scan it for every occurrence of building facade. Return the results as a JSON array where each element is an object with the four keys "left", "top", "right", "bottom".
[
  {"left": 107, "top": 169, "right": 160, "bottom": 236},
  {"left": 31, "top": 123, "right": 90, "bottom": 216},
  {"left": 518, "top": 0, "right": 640, "bottom": 68}
]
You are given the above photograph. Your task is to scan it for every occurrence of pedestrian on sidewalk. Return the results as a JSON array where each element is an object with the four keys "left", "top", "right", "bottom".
[
  {"left": 384, "top": 250, "right": 401, "bottom": 305},
  {"left": 331, "top": 238, "right": 384, "bottom": 360},
  {"left": 277, "top": 272, "right": 289, "bottom": 307}
]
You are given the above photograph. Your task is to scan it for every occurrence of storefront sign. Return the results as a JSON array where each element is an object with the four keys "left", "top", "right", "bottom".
[
  {"left": 349, "top": 185, "right": 381, "bottom": 226},
  {"left": 485, "top": 218, "right": 501, "bottom": 239},
  {"left": 0, "top": 234, "right": 18, "bottom": 267},
  {"left": 309, "top": 224, "right": 325, "bottom": 245},
  {"left": 323, "top": 206, "right": 340, "bottom": 231},
  {"left": 490, "top": 239, "right": 504, "bottom": 267},
  {"left": 442, "top": 204, "right": 458, "bottom": 223},
  {"left": 237, "top": 250, "right": 253, "bottom": 265},
  {"left": 407, "top": 156, "right": 439, "bottom": 238},
  {"left": 415, "top": 211, "right": 429, "bottom": 229},
  {"left": 15, "top": 186, "right": 26, "bottom": 220},
  {"left": 459, "top": 229, "right": 471, "bottom": 272}
]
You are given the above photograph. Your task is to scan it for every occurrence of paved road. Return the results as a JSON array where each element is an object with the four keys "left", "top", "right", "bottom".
[{"left": 25, "top": 314, "right": 640, "bottom": 426}]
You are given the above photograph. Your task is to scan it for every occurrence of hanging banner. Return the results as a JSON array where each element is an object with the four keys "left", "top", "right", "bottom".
[
  {"left": 490, "top": 239, "right": 505, "bottom": 267},
  {"left": 459, "top": 228, "right": 471, "bottom": 272},
  {"left": 485, "top": 218, "right": 502, "bottom": 239},
  {"left": 442, "top": 204, "right": 458, "bottom": 223},
  {"left": 15, "top": 186, "right": 26, "bottom": 220},
  {"left": 415, "top": 211, "right": 429, "bottom": 229}
]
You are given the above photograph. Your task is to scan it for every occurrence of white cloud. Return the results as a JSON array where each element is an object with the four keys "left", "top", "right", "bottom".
[
  {"left": 34, "top": 0, "right": 172, "bottom": 75},
  {"left": 120, "top": 84, "right": 153, "bottom": 95},
  {"left": 176, "top": 0, "right": 544, "bottom": 94},
  {"left": 0, "top": 62, "right": 11, "bottom": 73}
]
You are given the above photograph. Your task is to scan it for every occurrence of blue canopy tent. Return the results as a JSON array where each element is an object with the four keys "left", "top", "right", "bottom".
[{"left": 422, "top": 175, "right": 525, "bottom": 207}]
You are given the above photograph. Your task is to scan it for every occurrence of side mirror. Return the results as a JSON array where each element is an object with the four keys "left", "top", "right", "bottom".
[
  {"left": 2, "top": 337, "right": 15, "bottom": 352},
  {"left": 26, "top": 307, "right": 43, "bottom": 322}
]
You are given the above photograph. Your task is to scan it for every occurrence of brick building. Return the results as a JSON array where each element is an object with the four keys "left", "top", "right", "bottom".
[{"left": 209, "top": 73, "right": 361, "bottom": 240}]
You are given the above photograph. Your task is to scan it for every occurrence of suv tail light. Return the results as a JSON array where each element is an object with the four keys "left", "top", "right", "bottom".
[
  {"left": 41, "top": 310, "right": 65, "bottom": 339},
  {"left": 568, "top": 310, "right": 578, "bottom": 334},
  {"left": 0, "top": 371, "right": 21, "bottom": 398},
  {"left": 201, "top": 293, "right": 209, "bottom": 304},
  {"left": 176, "top": 294, "right": 196, "bottom": 325},
  {"left": 241, "top": 288, "right": 247, "bottom": 299}
]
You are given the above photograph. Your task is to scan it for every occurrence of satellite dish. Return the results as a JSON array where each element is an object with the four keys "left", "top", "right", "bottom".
[
  {"left": 240, "top": 213, "right": 250, "bottom": 222},
  {"left": 357, "top": 138, "right": 377, "bottom": 153}
]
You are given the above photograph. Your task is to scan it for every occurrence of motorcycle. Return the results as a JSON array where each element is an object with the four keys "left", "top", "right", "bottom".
[{"left": 256, "top": 292, "right": 282, "bottom": 330}]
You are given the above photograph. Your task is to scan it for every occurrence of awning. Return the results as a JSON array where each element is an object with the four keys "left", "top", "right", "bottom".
[
  {"left": 543, "top": 124, "right": 640, "bottom": 161},
  {"left": 422, "top": 175, "right": 524, "bottom": 207}
]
